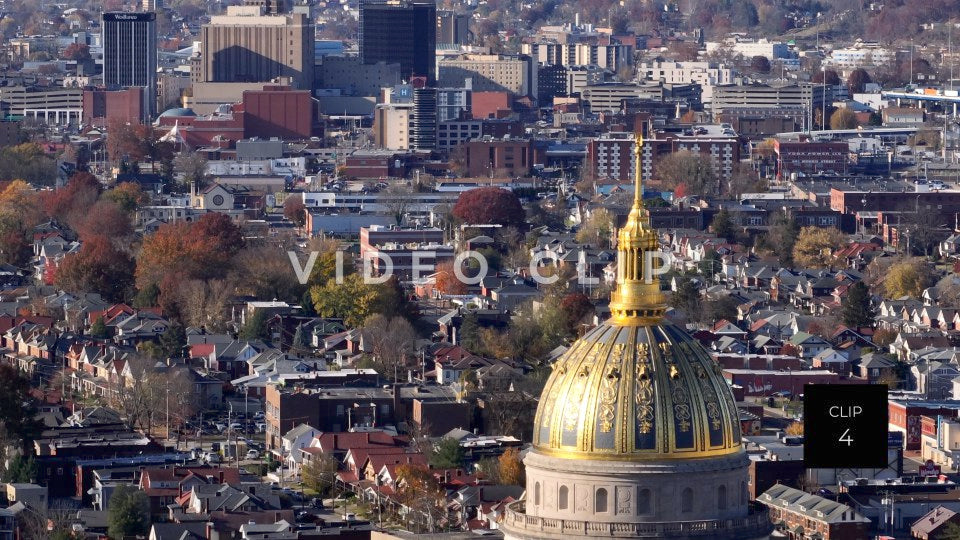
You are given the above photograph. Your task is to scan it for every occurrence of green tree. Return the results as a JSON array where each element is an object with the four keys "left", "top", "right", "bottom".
[
  {"left": 710, "top": 209, "right": 736, "bottom": 243},
  {"left": 290, "top": 323, "right": 310, "bottom": 355},
  {"left": 2, "top": 454, "right": 36, "bottom": 482},
  {"left": 159, "top": 323, "right": 186, "bottom": 359},
  {"left": 0, "top": 365, "right": 42, "bottom": 454},
  {"left": 89, "top": 316, "right": 109, "bottom": 339},
  {"left": 764, "top": 212, "right": 799, "bottom": 266},
  {"left": 841, "top": 281, "right": 876, "bottom": 329},
  {"left": 429, "top": 437, "right": 465, "bottom": 469},
  {"left": 107, "top": 485, "right": 150, "bottom": 540},
  {"left": 240, "top": 310, "right": 270, "bottom": 341},
  {"left": 133, "top": 283, "right": 160, "bottom": 308},
  {"left": 459, "top": 313, "right": 482, "bottom": 353}
]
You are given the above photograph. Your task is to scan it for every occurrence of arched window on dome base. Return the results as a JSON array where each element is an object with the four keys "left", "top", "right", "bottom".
[{"left": 595, "top": 488, "right": 608, "bottom": 513}]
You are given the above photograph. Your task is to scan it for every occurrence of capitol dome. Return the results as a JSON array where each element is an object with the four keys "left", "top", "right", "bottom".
[
  {"left": 531, "top": 320, "right": 742, "bottom": 461},
  {"left": 500, "top": 133, "right": 770, "bottom": 540}
]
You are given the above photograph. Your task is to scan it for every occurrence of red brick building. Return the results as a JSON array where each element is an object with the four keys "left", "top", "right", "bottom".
[
  {"left": 154, "top": 85, "right": 320, "bottom": 147},
  {"left": 830, "top": 188, "right": 960, "bottom": 215},
  {"left": 465, "top": 137, "right": 540, "bottom": 177},
  {"left": 82, "top": 87, "right": 144, "bottom": 127},
  {"left": 242, "top": 85, "right": 322, "bottom": 140},
  {"left": 471, "top": 91, "right": 513, "bottom": 119},
  {"left": 721, "top": 368, "right": 842, "bottom": 396},
  {"left": 774, "top": 140, "right": 848, "bottom": 177},
  {"left": 759, "top": 484, "right": 871, "bottom": 540},
  {"left": 889, "top": 400, "right": 960, "bottom": 451}
]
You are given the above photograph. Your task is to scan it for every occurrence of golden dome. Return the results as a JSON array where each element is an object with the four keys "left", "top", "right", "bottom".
[
  {"left": 531, "top": 133, "right": 743, "bottom": 461},
  {"left": 531, "top": 321, "right": 743, "bottom": 460}
]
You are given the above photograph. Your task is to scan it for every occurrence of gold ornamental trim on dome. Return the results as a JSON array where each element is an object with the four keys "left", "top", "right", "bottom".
[
  {"left": 532, "top": 323, "right": 743, "bottom": 461},
  {"left": 608, "top": 132, "right": 667, "bottom": 326}
]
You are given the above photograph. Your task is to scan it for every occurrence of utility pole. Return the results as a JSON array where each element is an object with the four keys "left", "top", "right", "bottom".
[{"left": 227, "top": 401, "right": 232, "bottom": 462}]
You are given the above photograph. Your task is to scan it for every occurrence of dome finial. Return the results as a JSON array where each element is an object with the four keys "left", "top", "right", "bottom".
[{"left": 608, "top": 130, "right": 666, "bottom": 325}]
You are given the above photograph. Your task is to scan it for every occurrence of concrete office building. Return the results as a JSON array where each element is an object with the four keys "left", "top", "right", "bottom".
[
  {"left": 521, "top": 42, "right": 633, "bottom": 71},
  {"left": 438, "top": 54, "right": 536, "bottom": 99},
  {"left": 374, "top": 102, "right": 412, "bottom": 150},
  {"left": 437, "top": 84, "right": 471, "bottom": 122},
  {"left": 359, "top": 0, "right": 436, "bottom": 83},
  {"left": 102, "top": 12, "right": 157, "bottom": 117},
  {"left": 0, "top": 87, "right": 83, "bottom": 125},
  {"left": 196, "top": 6, "right": 314, "bottom": 90},
  {"left": 317, "top": 56, "right": 401, "bottom": 96},
  {"left": 580, "top": 83, "right": 664, "bottom": 113},
  {"left": 712, "top": 83, "right": 827, "bottom": 131}
]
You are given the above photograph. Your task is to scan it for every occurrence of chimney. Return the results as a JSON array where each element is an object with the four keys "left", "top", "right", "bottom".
[
  {"left": 205, "top": 522, "right": 214, "bottom": 540},
  {"left": 219, "top": 470, "right": 224, "bottom": 484}
]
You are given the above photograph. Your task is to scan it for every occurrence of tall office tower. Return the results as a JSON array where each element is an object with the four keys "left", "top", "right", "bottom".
[
  {"left": 359, "top": 0, "right": 436, "bottom": 84},
  {"left": 436, "top": 10, "right": 469, "bottom": 45},
  {"left": 198, "top": 6, "right": 314, "bottom": 90},
  {"left": 102, "top": 12, "right": 157, "bottom": 118},
  {"left": 140, "top": 0, "right": 162, "bottom": 11},
  {"left": 409, "top": 87, "right": 437, "bottom": 150}
]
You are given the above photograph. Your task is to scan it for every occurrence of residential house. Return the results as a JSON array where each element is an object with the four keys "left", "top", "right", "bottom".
[
  {"left": 788, "top": 332, "right": 831, "bottom": 360},
  {"left": 758, "top": 484, "right": 871, "bottom": 540}
]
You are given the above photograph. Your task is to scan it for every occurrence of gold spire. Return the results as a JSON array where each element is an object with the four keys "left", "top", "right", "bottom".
[{"left": 608, "top": 131, "right": 666, "bottom": 325}]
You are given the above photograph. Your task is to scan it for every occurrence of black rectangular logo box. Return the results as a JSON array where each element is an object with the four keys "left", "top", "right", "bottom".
[{"left": 803, "top": 384, "right": 889, "bottom": 469}]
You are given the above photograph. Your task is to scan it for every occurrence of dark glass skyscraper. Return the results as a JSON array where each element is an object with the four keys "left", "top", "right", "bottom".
[
  {"left": 102, "top": 12, "right": 157, "bottom": 117},
  {"left": 359, "top": 0, "right": 436, "bottom": 84}
]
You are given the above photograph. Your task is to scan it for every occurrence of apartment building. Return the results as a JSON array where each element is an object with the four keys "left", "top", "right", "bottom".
[{"left": 438, "top": 54, "right": 537, "bottom": 98}]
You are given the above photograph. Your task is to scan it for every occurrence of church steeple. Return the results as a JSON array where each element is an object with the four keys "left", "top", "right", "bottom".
[{"left": 608, "top": 131, "right": 667, "bottom": 325}]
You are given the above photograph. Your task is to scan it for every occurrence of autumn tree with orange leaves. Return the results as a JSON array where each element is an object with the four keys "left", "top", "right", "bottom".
[
  {"left": 394, "top": 463, "right": 447, "bottom": 533},
  {"left": 55, "top": 235, "right": 135, "bottom": 302},
  {"left": 434, "top": 260, "right": 468, "bottom": 295},
  {"left": 136, "top": 213, "right": 245, "bottom": 307}
]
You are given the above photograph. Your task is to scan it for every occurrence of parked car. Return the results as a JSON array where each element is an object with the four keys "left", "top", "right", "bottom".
[
  {"left": 245, "top": 449, "right": 260, "bottom": 460},
  {"left": 204, "top": 452, "right": 222, "bottom": 464}
]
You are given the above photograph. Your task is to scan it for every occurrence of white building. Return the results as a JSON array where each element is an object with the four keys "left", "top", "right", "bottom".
[
  {"left": 639, "top": 61, "right": 734, "bottom": 86},
  {"left": 639, "top": 61, "right": 734, "bottom": 104},
  {"left": 706, "top": 38, "right": 791, "bottom": 60},
  {"left": 828, "top": 46, "right": 896, "bottom": 69}
]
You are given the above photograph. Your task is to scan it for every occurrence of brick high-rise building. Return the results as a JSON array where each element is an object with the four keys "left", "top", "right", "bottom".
[{"left": 196, "top": 6, "right": 314, "bottom": 90}]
